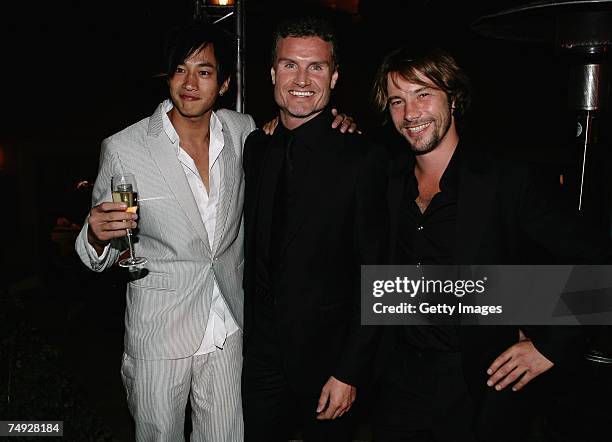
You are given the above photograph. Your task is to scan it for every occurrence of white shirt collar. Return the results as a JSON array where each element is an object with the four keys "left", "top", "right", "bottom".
[{"left": 160, "top": 99, "right": 224, "bottom": 165}]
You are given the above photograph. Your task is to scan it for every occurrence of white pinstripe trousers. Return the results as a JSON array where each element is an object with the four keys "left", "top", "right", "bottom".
[{"left": 121, "top": 332, "right": 243, "bottom": 442}]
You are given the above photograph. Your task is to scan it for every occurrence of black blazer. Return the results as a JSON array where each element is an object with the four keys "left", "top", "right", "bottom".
[
  {"left": 243, "top": 120, "right": 389, "bottom": 396},
  {"left": 385, "top": 142, "right": 609, "bottom": 402}
]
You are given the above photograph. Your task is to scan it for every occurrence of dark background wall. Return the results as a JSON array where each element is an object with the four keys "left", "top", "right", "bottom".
[
  {"left": 1, "top": 0, "right": 610, "bottom": 289},
  {"left": 1, "top": 2, "right": 611, "bottom": 440},
  {"left": 0, "top": 1, "right": 585, "bottom": 141}
]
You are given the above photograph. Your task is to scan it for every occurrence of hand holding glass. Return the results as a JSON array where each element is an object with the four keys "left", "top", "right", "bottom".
[{"left": 111, "top": 174, "right": 148, "bottom": 267}]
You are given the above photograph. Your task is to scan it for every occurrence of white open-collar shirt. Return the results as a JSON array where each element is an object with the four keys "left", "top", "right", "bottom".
[{"left": 161, "top": 99, "right": 238, "bottom": 355}]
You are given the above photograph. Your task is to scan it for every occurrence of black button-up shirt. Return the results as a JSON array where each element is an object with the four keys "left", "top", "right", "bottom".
[
  {"left": 397, "top": 146, "right": 463, "bottom": 352},
  {"left": 254, "top": 110, "right": 332, "bottom": 296},
  {"left": 251, "top": 110, "right": 333, "bottom": 357}
]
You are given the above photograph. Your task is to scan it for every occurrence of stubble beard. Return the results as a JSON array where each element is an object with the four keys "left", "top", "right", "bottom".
[
  {"left": 408, "top": 129, "right": 441, "bottom": 156},
  {"left": 404, "top": 112, "right": 452, "bottom": 156}
]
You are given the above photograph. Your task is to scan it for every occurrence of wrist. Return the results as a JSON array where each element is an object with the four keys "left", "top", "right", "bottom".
[{"left": 87, "top": 229, "right": 109, "bottom": 256}]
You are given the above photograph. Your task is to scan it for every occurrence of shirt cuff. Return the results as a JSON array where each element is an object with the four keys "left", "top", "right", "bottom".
[{"left": 84, "top": 224, "right": 110, "bottom": 266}]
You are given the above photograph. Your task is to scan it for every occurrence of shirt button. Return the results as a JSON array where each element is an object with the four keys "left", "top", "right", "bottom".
[{"left": 416, "top": 225, "right": 424, "bottom": 231}]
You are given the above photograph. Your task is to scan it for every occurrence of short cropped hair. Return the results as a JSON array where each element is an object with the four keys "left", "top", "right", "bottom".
[
  {"left": 163, "top": 22, "right": 235, "bottom": 86},
  {"left": 372, "top": 47, "right": 471, "bottom": 120},
  {"left": 271, "top": 16, "right": 338, "bottom": 68}
]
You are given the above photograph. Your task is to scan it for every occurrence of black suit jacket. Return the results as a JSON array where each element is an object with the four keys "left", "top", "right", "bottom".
[
  {"left": 243, "top": 117, "right": 388, "bottom": 396},
  {"left": 385, "top": 142, "right": 609, "bottom": 404}
]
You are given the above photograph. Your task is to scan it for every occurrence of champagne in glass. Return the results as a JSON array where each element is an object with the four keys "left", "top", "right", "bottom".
[
  {"left": 112, "top": 186, "right": 138, "bottom": 213},
  {"left": 111, "top": 174, "right": 147, "bottom": 267}
]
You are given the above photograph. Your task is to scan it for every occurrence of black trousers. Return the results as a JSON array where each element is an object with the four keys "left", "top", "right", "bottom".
[
  {"left": 242, "top": 351, "right": 353, "bottom": 442},
  {"left": 373, "top": 349, "right": 476, "bottom": 442},
  {"left": 242, "top": 296, "right": 353, "bottom": 442}
]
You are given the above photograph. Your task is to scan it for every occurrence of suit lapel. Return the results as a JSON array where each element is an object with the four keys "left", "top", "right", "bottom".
[
  {"left": 212, "top": 121, "right": 237, "bottom": 254},
  {"left": 455, "top": 152, "right": 497, "bottom": 263},
  {"left": 256, "top": 136, "right": 284, "bottom": 261},
  {"left": 385, "top": 143, "right": 498, "bottom": 264},
  {"left": 146, "top": 106, "right": 212, "bottom": 255}
]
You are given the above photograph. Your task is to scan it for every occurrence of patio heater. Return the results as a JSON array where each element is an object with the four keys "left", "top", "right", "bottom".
[{"left": 472, "top": 0, "right": 612, "bottom": 364}]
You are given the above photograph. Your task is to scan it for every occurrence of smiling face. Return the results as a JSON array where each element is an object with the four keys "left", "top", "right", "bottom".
[
  {"left": 168, "top": 43, "right": 229, "bottom": 122},
  {"left": 386, "top": 70, "right": 457, "bottom": 155},
  {"left": 271, "top": 36, "right": 338, "bottom": 130}
]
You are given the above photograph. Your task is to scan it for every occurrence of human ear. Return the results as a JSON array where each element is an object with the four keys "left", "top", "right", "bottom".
[
  {"left": 270, "top": 66, "right": 276, "bottom": 86},
  {"left": 330, "top": 69, "right": 339, "bottom": 90}
]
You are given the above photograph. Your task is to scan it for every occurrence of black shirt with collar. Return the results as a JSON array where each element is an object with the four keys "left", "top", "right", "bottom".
[
  {"left": 255, "top": 109, "right": 333, "bottom": 293},
  {"left": 397, "top": 145, "right": 461, "bottom": 266},
  {"left": 397, "top": 145, "right": 464, "bottom": 352}
]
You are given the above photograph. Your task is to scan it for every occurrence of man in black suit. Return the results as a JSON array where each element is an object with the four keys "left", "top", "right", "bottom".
[
  {"left": 241, "top": 16, "right": 387, "bottom": 442},
  {"left": 370, "top": 47, "right": 609, "bottom": 441}
]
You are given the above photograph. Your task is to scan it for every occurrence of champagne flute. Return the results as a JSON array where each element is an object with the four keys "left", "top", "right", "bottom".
[{"left": 111, "top": 174, "right": 148, "bottom": 267}]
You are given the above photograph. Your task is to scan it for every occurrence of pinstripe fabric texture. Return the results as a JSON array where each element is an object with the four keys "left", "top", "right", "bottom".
[
  {"left": 190, "top": 332, "right": 243, "bottom": 442},
  {"left": 121, "top": 332, "right": 243, "bottom": 442},
  {"left": 75, "top": 104, "right": 255, "bottom": 441},
  {"left": 75, "top": 104, "right": 255, "bottom": 359}
]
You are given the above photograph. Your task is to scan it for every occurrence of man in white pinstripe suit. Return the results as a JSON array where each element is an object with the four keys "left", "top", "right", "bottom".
[{"left": 75, "top": 23, "right": 254, "bottom": 441}]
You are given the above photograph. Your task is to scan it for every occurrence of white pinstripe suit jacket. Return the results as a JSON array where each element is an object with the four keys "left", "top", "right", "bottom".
[{"left": 75, "top": 103, "right": 256, "bottom": 360}]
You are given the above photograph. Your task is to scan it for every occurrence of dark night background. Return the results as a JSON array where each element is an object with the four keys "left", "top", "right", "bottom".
[
  {"left": 1, "top": 0, "right": 598, "bottom": 272},
  {"left": 1, "top": 0, "right": 611, "bottom": 441}
]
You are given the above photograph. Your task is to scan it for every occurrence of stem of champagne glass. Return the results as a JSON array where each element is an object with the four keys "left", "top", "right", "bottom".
[{"left": 126, "top": 229, "right": 135, "bottom": 261}]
